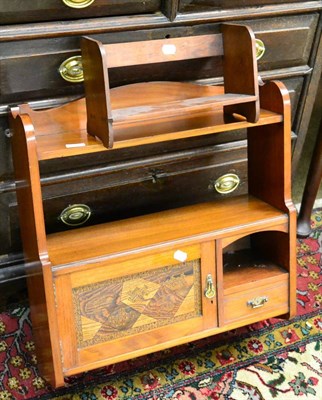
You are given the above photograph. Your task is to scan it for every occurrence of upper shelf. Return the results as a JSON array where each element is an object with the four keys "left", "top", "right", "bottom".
[
  {"left": 81, "top": 23, "right": 260, "bottom": 148},
  {"left": 11, "top": 81, "right": 282, "bottom": 161},
  {"left": 9, "top": 23, "right": 269, "bottom": 159}
]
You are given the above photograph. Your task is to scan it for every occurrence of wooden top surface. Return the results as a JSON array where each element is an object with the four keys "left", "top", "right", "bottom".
[
  {"left": 17, "top": 82, "right": 282, "bottom": 160},
  {"left": 47, "top": 195, "right": 288, "bottom": 267}
]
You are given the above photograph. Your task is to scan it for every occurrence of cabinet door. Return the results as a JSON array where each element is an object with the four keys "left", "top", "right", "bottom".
[{"left": 53, "top": 242, "right": 217, "bottom": 375}]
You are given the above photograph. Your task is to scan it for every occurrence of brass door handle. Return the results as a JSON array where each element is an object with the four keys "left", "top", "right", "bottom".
[
  {"left": 255, "top": 38, "right": 265, "bottom": 60},
  {"left": 59, "top": 204, "right": 91, "bottom": 226},
  {"left": 247, "top": 296, "right": 268, "bottom": 309},
  {"left": 214, "top": 173, "right": 240, "bottom": 194},
  {"left": 59, "top": 56, "right": 84, "bottom": 83},
  {"left": 62, "top": 0, "right": 95, "bottom": 8},
  {"left": 204, "top": 274, "right": 216, "bottom": 299}
]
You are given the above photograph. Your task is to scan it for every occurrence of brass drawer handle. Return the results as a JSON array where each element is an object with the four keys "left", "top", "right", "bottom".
[
  {"left": 59, "top": 204, "right": 91, "bottom": 226},
  {"left": 255, "top": 38, "right": 265, "bottom": 60},
  {"left": 247, "top": 296, "right": 268, "bottom": 309},
  {"left": 214, "top": 173, "right": 240, "bottom": 194},
  {"left": 62, "top": 0, "right": 95, "bottom": 8},
  {"left": 59, "top": 56, "right": 84, "bottom": 83},
  {"left": 204, "top": 274, "right": 216, "bottom": 299}
]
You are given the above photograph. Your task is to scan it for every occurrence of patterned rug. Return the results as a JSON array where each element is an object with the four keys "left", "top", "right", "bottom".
[{"left": 0, "top": 210, "right": 321, "bottom": 400}]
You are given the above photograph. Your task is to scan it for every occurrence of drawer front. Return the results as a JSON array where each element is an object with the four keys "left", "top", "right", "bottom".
[
  {"left": 251, "top": 14, "right": 319, "bottom": 71},
  {"left": 40, "top": 147, "right": 248, "bottom": 232},
  {"left": 0, "top": 41, "right": 83, "bottom": 105},
  {"left": 0, "top": 1, "right": 161, "bottom": 24},
  {"left": 54, "top": 243, "right": 217, "bottom": 372},
  {"left": 1, "top": 14, "right": 317, "bottom": 106},
  {"left": 179, "top": 0, "right": 307, "bottom": 12},
  {"left": 0, "top": 28, "right": 222, "bottom": 105},
  {"left": 223, "top": 278, "right": 289, "bottom": 325}
]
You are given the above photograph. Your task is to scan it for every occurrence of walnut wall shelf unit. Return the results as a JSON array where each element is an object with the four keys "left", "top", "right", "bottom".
[{"left": 10, "top": 23, "right": 296, "bottom": 386}]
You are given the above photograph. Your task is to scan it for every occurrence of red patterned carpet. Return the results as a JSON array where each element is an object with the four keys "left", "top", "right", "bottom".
[{"left": 0, "top": 210, "right": 321, "bottom": 400}]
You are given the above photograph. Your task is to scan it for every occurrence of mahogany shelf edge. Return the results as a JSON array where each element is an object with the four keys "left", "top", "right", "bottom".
[{"left": 34, "top": 108, "right": 282, "bottom": 161}]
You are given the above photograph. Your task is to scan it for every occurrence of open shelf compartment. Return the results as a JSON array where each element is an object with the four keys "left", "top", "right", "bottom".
[{"left": 221, "top": 231, "right": 291, "bottom": 325}]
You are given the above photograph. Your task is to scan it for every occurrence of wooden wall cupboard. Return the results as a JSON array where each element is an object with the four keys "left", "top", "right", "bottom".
[
  {"left": 0, "top": 1, "right": 319, "bottom": 371},
  {"left": 10, "top": 40, "right": 297, "bottom": 384}
]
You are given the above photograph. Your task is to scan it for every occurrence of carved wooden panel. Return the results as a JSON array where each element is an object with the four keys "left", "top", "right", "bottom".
[{"left": 72, "top": 259, "right": 201, "bottom": 347}]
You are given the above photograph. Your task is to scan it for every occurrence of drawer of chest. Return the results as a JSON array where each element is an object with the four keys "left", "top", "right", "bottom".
[
  {"left": 251, "top": 14, "right": 319, "bottom": 71},
  {"left": 41, "top": 148, "right": 247, "bottom": 232},
  {"left": 0, "top": 13, "right": 317, "bottom": 105},
  {"left": 179, "top": 0, "right": 306, "bottom": 12},
  {"left": 0, "top": 0, "right": 161, "bottom": 24},
  {"left": 53, "top": 243, "right": 217, "bottom": 373}
]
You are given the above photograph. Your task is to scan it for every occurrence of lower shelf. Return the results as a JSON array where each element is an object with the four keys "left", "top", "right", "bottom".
[
  {"left": 47, "top": 194, "right": 289, "bottom": 269},
  {"left": 223, "top": 249, "right": 289, "bottom": 293}
]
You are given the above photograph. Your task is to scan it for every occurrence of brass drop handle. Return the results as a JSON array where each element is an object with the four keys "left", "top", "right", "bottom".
[
  {"left": 59, "top": 56, "right": 84, "bottom": 83},
  {"left": 59, "top": 204, "right": 91, "bottom": 226},
  {"left": 214, "top": 173, "right": 240, "bottom": 194},
  {"left": 255, "top": 38, "right": 265, "bottom": 60},
  {"left": 62, "top": 0, "right": 95, "bottom": 8},
  {"left": 247, "top": 296, "right": 268, "bottom": 309},
  {"left": 204, "top": 274, "right": 216, "bottom": 299}
]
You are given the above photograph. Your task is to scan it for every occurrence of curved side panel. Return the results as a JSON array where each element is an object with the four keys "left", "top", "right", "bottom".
[{"left": 9, "top": 110, "right": 65, "bottom": 387}]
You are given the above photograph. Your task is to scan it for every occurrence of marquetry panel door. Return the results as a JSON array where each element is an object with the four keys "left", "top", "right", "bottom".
[{"left": 53, "top": 241, "right": 217, "bottom": 376}]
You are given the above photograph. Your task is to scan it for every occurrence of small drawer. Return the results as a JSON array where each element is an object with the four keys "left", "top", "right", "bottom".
[
  {"left": 0, "top": 1, "right": 162, "bottom": 24},
  {"left": 223, "top": 276, "right": 289, "bottom": 325}
]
